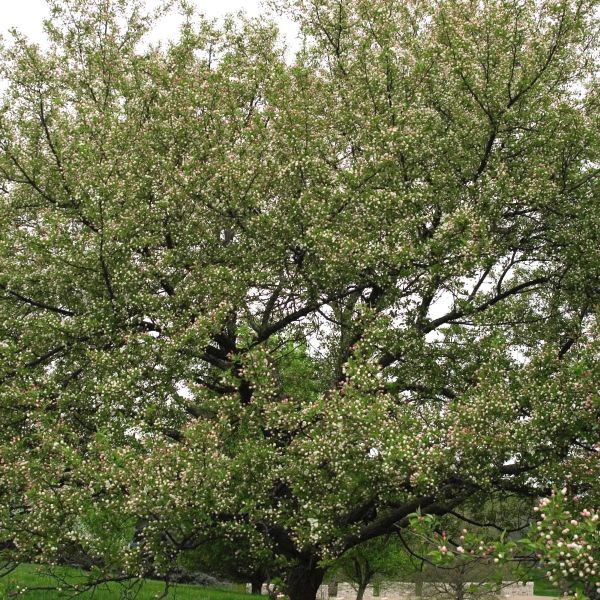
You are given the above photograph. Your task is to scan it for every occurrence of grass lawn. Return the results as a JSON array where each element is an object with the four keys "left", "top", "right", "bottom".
[
  {"left": 532, "top": 577, "right": 561, "bottom": 598},
  {"left": 1, "top": 563, "right": 562, "bottom": 599},
  {"left": 0, "top": 564, "right": 250, "bottom": 599}
]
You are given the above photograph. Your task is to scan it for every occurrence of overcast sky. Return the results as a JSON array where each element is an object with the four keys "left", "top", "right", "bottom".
[{"left": 1, "top": 0, "right": 298, "bottom": 48}]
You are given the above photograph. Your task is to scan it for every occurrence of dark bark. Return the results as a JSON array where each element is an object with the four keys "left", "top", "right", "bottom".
[
  {"left": 356, "top": 581, "right": 367, "bottom": 600},
  {"left": 248, "top": 565, "right": 271, "bottom": 595},
  {"left": 353, "top": 556, "right": 374, "bottom": 600},
  {"left": 249, "top": 570, "right": 265, "bottom": 594},
  {"left": 286, "top": 560, "right": 325, "bottom": 600}
]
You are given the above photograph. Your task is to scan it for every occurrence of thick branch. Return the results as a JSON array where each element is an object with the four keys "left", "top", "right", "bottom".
[
  {"left": 254, "top": 285, "right": 365, "bottom": 344},
  {"left": 0, "top": 282, "right": 75, "bottom": 317},
  {"left": 423, "top": 276, "right": 550, "bottom": 333}
]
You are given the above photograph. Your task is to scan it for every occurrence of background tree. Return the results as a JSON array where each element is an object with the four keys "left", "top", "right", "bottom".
[
  {"left": 0, "top": 1, "right": 599, "bottom": 599},
  {"left": 407, "top": 493, "right": 536, "bottom": 597},
  {"left": 421, "top": 560, "right": 499, "bottom": 600},
  {"left": 410, "top": 488, "right": 600, "bottom": 599},
  {"left": 178, "top": 535, "right": 279, "bottom": 594},
  {"left": 330, "top": 535, "right": 414, "bottom": 600}
]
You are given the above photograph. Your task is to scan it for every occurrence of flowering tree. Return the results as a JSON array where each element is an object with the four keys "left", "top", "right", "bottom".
[
  {"left": 409, "top": 490, "right": 600, "bottom": 599},
  {"left": 0, "top": 0, "right": 599, "bottom": 599},
  {"left": 530, "top": 492, "right": 600, "bottom": 599}
]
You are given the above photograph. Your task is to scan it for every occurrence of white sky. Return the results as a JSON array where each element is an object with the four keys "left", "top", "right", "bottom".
[{"left": 1, "top": 0, "right": 299, "bottom": 49}]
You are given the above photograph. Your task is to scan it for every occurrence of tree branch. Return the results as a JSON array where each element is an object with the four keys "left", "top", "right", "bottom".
[{"left": 0, "top": 282, "right": 75, "bottom": 316}]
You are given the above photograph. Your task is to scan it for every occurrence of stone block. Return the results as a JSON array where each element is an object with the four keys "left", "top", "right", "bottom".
[
  {"left": 362, "top": 585, "right": 375, "bottom": 600},
  {"left": 501, "top": 582, "right": 534, "bottom": 597},
  {"left": 422, "top": 582, "right": 442, "bottom": 597},
  {"left": 261, "top": 582, "right": 277, "bottom": 596},
  {"left": 337, "top": 582, "right": 356, "bottom": 599},
  {"left": 380, "top": 582, "right": 416, "bottom": 600}
]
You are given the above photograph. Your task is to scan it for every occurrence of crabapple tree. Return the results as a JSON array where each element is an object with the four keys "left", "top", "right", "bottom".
[
  {"left": 0, "top": 0, "right": 599, "bottom": 599},
  {"left": 530, "top": 492, "right": 600, "bottom": 599}
]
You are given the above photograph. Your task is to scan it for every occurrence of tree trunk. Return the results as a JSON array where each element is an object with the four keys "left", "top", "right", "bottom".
[
  {"left": 286, "top": 561, "right": 324, "bottom": 600},
  {"left": 250, "top": 577, "right": 263, "bottom": 594},
  {"left": 356, "top": 582, "right": 367, "bottom": 600}
]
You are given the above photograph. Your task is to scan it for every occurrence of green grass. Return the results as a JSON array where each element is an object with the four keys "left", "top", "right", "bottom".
[
  {"left": 1, "top": 563, "right": 563, "bottom": 599},
  {"left": 532, "top": 577, "right": 561, "bottom": 598},
  {"left": 0, "top": 564, "right": 250, "bottom": 599}
]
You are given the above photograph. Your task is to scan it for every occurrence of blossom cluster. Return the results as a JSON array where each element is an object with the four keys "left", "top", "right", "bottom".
[{"left": 531, "top": 492, "right": 599, "bottom": 598}]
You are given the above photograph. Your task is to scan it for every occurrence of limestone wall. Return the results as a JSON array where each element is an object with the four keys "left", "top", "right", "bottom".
[
  {"left": 380, "top": 582, "right": 416, "bottom": 599},
  {"left": 245, "top": 579, "right": 536, "bottom": 599},
  {"left": 501, "top": 582, "right": 535, "bottom": 597}
]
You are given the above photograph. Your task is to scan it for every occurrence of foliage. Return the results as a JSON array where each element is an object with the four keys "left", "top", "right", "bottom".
[
  {"left": 405, "top": 495, "right": 532, "bottom": 600},
  {"left": 409, "top": 490, "right": 600, "bottom": 599},
  {"left": 329, "top": 535, "right": 414, "bottom": 599},
  {"left": 180, "top": 535, "right": 280, "bottom": 593},
  {"left": 419, "top": 561, "right": 500, "bottom": 600},
  {"left": 528, "top": 491, "right": 600, "bottom": 599},
  {"left": 0, "top": 0, "right": 599, "bottom": 599},
  {"left": 0, "top": 563, "right": 248, "bottom": 599}
]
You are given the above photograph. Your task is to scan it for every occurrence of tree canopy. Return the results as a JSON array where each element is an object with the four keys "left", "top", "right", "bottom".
[{"left": 0, "top": 1, "right": 599, "bottom": 599}]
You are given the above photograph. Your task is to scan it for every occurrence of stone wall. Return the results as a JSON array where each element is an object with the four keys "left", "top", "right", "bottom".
[
  {"left": 380, "top": 582, "right": 416, "bottom": 599},
  {"left": 336, "top": 583, "right": 374, "bottom": 599},
  {"left": 253, "top": 582, "right": 328, "bottom": 597},
  {"left": 247, "top": 580, "right": 536, "bottom": 598},
  {"left": 501, "top": 582, "right": 535, "bottom": 597}
]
